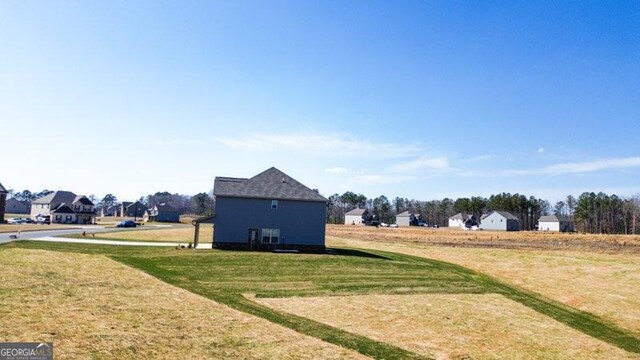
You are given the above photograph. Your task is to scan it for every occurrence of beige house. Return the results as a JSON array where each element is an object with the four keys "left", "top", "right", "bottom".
[
  {"left": 31, "top": 191, "right": 96, "bottom": 224},
  {"left": 344, "top": 208, "right": 369, "bottom": 225}
]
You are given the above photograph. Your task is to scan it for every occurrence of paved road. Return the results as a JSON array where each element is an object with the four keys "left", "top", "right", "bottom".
[{"left": 0, "top": 225, "right": 174, "bottom": 244}]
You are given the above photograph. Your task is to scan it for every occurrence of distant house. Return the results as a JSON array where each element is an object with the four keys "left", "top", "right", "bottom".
[
  {"left": 31, "top": 191, "right": 96, "bottom": 224},
  {"left": 538, "top": 215, "right": 575, "bottom": 232},
  {"left": 480, "top": 210, "right": 520, "bottom": 231},
  {"left": 448, "top": 213, "right": 478, "bottom": 228},
  {"left": 124, "top": 201, "right": 147, "bottom": 217},
  {"left": 344, "top": 208, "right": 369, "bottom": 225},
  {"left": 212, "top": 167, "right": 327, "bottom": 252},
  {"left": 6, "top": 198, "right": 30, "bottom": 214},
  {"left": 0, "top": 182, "right": 7, "bottom": 223},
  {"left": 396, "top": 211, "right": 419, "bottom": 226},
  {"left": 143, "top": 203, "right": 180, "bottom": 223}
]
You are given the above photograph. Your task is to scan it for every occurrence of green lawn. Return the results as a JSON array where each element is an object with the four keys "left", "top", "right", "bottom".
[{"left": 4, "top": 241, "right": 639, "bottom": 359}]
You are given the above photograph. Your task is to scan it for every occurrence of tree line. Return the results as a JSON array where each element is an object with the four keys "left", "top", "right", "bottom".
[{"left": 326, "top": 191, "right": 640, "bottom": 234}]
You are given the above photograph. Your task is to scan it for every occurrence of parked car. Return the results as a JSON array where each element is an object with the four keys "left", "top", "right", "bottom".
[
  {"left": 116, "top": 220, "right": 137, "bottom": 228},
  {"left": 6, "top": 218, "right": 20, "bottom": 224},
  {"left": 35, "top": 216, "right": 50, "bottom": 225},
  {"left": 389, "top": 224, "right": 399, "bottom": 228}
]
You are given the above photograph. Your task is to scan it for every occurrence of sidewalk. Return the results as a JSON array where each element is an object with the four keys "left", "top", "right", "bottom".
[{"left": 30, "top": 236, "right": 182, "bottom": 247}]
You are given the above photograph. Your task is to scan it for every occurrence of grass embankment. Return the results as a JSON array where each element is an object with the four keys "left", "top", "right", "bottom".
[
  {"left": 328, "top": 236, "right": 640, "bottom": 335},
  {"left": 3, "top": 241, "right": 639, "bottom": 358},
  {"left": 327, "top": 224, "right": 640, "bottom": 251}
]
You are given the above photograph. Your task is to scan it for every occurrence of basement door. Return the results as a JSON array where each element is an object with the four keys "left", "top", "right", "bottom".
[{"left": 248, "top": 228, "right": 258, "bottom": 249}]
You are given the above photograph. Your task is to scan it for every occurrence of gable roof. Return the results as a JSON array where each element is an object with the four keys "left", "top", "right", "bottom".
[
  {"left": 0, "top": 182, "right": 6, "bottom": 194},
  {"left": 214, "top": 167, "right": 327, "bottom": 203},
  {"left": 450, "top": 213, "right": 471, "bottom": 221},
  {"left": 397, "top": 211, "right": 413, "bottom": 217},
  {"left": 73, "top": 195, "right": 94, "bottom": 206},
  {"left": 126, "top": 201, "right": 147, "bottom": 210},
  {"left": 51, "top": 203, "right": 75, "bottom": 214},
  {"left": 345, "top": 208, "right": 368, "bottom": 216},
  {"left": 539, "top": 215, "right": 572, "bottom": 223},
  {"left": 32, "top": 191, "right": 77, "bottom": 205},
  {"left": 156, "top": 203, "right": 179, "bottom": 213},
  {"left": 489, "top": 210, "right": 520, "bottom": 221}
]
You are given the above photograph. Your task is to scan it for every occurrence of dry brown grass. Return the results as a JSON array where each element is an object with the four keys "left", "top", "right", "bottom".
[
  {"left": 256, "top": 293, "right": 636, "bottom": 360},
  {"left": 0, "top": 248, "right": 365, "bottom": 359},
  {"left": 90, "top": 225, "right": 213, "bottom": 243},
  {"left": 327, "top": 224, "right": 640, "bottom": 251},
  {"left": 328, "top": 235, "right": 640, "bottom": 336}
]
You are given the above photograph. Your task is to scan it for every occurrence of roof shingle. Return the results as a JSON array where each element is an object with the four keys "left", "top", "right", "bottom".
[{"left": 214, "top": 167, "right": 327, "bottom": 203}]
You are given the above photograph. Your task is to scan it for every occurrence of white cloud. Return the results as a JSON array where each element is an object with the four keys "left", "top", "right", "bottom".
[
  {"left": 461, "top": 154, "right": 495, "bottom": 163},
  {"left": 389, "top": 156, "right": 450, "bottom": 174},
  {"left": 325, "top": 167, "right": 349, "bottom": 175},
  {"left": 538, "top": 147, "right": 545, "bottom": 153},
  {"left": 353, "top": 174, "right": 417, "bottom": 185},
  {"left": 543, "top": 157, "right": 640, "bottom": 174},
  {"left": 498, "top": 156, "right": 640, "bottom": 176},
  {"left": 218, "top": 132, "right": 422, "bottom": 159}
]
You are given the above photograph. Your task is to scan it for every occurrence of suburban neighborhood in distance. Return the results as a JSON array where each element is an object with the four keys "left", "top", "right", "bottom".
[{"left": 2, "top": 2, "right": 639, "bottom": 359}]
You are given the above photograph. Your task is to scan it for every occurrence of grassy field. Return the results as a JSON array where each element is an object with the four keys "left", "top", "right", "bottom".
[
  {"left": 327, "top": 224, "right": 640, "bottom": 251},
  {"left": 0, "top": 247, "right": 363, "bottom": 359},
  {"left": 328, "top": 235, "right": 640, "bottom": 335},
  {"left": 2, "top": 240, "right": 639, "bottom": 359}
]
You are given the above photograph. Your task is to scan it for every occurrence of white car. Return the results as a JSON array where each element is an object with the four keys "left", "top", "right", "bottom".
[
  {"left": 389, "top": 224, "right": 399, "bottom": 228},
  {"left": 6, "top": 218, "right": 20, "bottom": 224}
]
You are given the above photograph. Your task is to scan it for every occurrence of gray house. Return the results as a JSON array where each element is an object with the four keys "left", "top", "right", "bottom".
[
  {"left": 143, "top": 203, "right": 180, "bottom": 222},
  {"left": 212, "top": 167, "right": 327, "bottom": 252},
  {"left": 6, "top": 198, "right": 30, "bottom": 214},
  {"left": 396, "top": 211, "right": 419, "bottom": 226},
  {"left": 0, "top": 182, "right": 7, "bottom": 223},
  {"left": 480, "top": 210, "right": 520, "bottom": 231}
]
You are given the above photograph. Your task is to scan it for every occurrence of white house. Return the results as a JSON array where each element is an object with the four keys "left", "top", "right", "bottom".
[
  {"left": 538, "top": 215, "right": 575, "bottom": 232},
  {"left": 344, "top": 208, "right": 368, "bottom": 225},
  {"left": 449, "top": 213, "right": 473, "bottom": 228}
]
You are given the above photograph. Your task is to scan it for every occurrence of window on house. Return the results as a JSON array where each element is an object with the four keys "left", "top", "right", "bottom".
[
  {"left": 261, "top": 229, "right": 280, "bottom": 244},
  {"left": 271, "top": 200, "right": 278, "bottom": 209}
]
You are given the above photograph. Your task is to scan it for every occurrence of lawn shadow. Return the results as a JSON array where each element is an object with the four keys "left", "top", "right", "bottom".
[{"left": 327, "top": 248, "right": 391, "bottom": 260}]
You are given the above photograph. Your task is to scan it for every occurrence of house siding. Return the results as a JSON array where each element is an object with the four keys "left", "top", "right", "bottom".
[
  {"left": 539, "top": 221, "right": 574, "bottom": 232},
  {"left": 213, "top": 197, "right": 326, "bottom": 249},
  {"left": 396, "top": 216, "right": 411, "bottom": 226},
  {"left": 344, "top": 214, "right": 364, "bottom": 225},
  {"left": 0, "top": 193, "right": 6, "bottom": 223}
]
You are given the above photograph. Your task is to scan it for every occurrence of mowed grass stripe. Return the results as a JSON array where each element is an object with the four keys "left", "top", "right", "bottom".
[
  {"left": 7, "top": 241, "right": 640, "bottom": 357},
  {"left": 116, "top": 255, "right": 430, "bottom": 360}
]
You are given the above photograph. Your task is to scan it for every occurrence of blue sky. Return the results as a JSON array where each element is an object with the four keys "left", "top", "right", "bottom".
[{"left": 1, "top": 1, "right": 639, "bottom": 202}]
